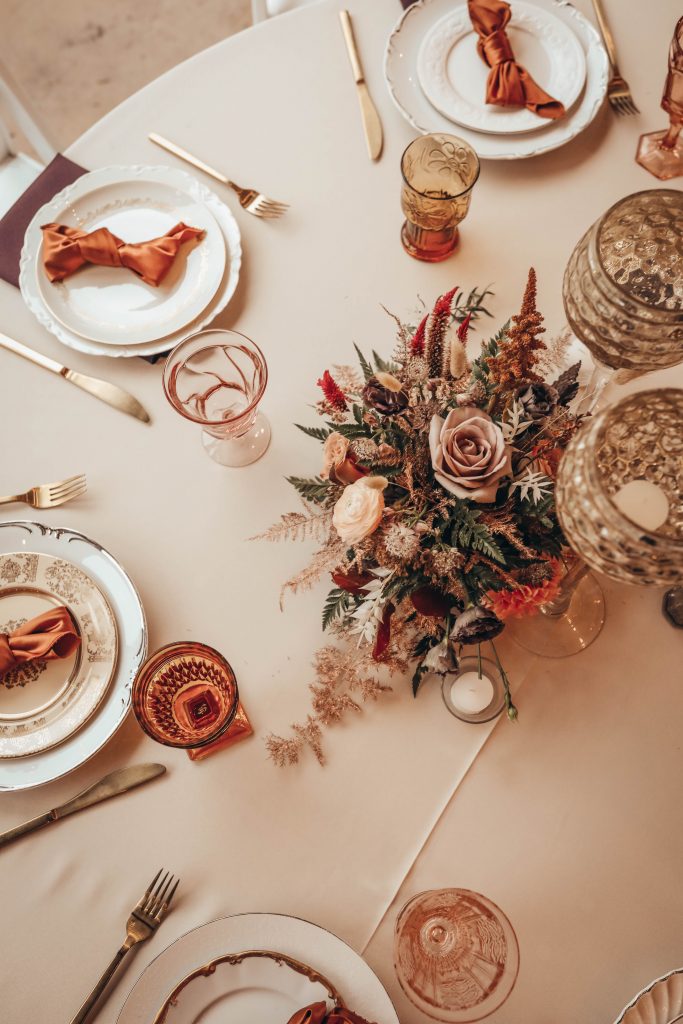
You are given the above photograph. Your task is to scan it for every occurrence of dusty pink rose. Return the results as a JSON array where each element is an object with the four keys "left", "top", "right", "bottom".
[
  {"left": 429, "top": 407, "right": 511, "bottom": 503},
  {"left": 332, "top": 477, "right": 387, "bottom": 544},
  {"left": 321, "top": 432, "right": 366, "bottom": 485}
]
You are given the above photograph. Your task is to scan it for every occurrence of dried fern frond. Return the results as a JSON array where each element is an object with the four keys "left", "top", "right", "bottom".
[
  {"left": 280, "top": 539, "right": 346, "bottom": 608},
  {"left": 251, "top": 507, "right": 333, "bottom": 544}
]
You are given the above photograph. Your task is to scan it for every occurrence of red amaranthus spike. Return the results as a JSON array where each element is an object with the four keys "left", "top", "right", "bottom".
[
  {"left": 317, "top": 370, "right": 348, "bottom": 411},
  {"left": 457, "top": 311, "right": 473, "bottom": 342},
  {"left": 425, "top": 285, "right": 459, "bottom": 377},
  {"left": 410, "top": 313, "right": 428, "bottom": 355}
]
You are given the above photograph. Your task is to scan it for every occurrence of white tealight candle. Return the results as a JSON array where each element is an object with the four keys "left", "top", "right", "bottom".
[
  {"left": 450, "top": 671, "right": 495, "bottom": 716},
  {"left": 613, "top": 479, "right": 669, "bottom": 532}
]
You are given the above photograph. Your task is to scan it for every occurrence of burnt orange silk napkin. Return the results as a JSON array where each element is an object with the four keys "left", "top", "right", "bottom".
[
  {"left": 0, "top": 606, "right": 80, "bottom": 677},
  {"left": 41, "top": 221, "right": 204, "bottom": 287},
  {"left": 287, "top": 1003, "right": 376, "bottom": 1024},
  {"left": 467, "top": 0, "right": 565, "bottom": 119}
]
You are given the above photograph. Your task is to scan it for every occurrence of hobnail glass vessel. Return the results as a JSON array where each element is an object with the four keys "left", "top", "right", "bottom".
[
  {"left": 563, "top": 189, "right": 683, "bottom": 377},
  {"left": 394, "top": 889, "right": 519, "bottom": 1022},
  {"left": 556, "top": 389, "right": 683, "bottom": 586}
]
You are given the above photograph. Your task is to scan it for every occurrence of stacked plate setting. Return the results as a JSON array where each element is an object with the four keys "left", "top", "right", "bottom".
[
  {"left": 19, "top": 165, "right": 242, "bottom": 358},
  {"left": 0, "top": 522, "right": 147, "bottom": 791},
  {"left": 385, "top": 0, "right": 610, "bottom": 160}
]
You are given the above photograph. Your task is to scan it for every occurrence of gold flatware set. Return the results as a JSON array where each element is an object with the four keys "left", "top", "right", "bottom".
[{"left": 0, "top": 472, "right": 86, "bottom": 510}]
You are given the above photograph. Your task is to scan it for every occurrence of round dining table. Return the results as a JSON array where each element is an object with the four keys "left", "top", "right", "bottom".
[{"left": 1, "top": 0, "right": 682, "bottom": 1021}]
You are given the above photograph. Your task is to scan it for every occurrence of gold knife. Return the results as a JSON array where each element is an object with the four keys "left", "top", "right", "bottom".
[
  {"left": 0, "top": 764, "right": 166, "bottom": 849},
  {"left": 0, "top": 332, "right": 151, "bottom": 424},
  {"left": 339, "top": 10, "right": 383, "bottom": 162}
]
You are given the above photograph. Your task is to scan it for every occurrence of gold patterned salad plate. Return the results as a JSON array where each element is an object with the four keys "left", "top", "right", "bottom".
[{"left": 0, "top": 550, "right": 118, "bottom": 758}]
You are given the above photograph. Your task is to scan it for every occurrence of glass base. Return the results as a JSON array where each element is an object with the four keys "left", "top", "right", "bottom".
[
  {"left": 187, "top": 702, "right": 254, "bottom": 760},
  {"left": 401, "top": 222, "right": 459, "bottom": 262},
  {"left": 202, "top": 412, "right": 271, "bottom": 467},
  {"left": 636, "top": 130, "right": 683, "bottom": 180},
  {"left": 507, "top": 573, "right": 606, "bottom": 658}
]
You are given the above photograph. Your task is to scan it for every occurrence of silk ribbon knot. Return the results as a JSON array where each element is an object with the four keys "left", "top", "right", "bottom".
[{"left": 0, "top": 606, "right": 81, "bottom": 678}]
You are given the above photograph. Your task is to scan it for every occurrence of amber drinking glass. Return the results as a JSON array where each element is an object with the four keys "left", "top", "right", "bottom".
[
  {"left": 133, "top": 641, "right": 239, "bottom": 758},
  {"left": 163, "top": 329, "right": 270, "bottom": 467},
  {"left": 394, "top": 889, "right": 519, "bottom": 1022},
  {"left": 637, "top": 17, "right": 683, "bottom": 180},
  {"left": 400, "top": 134, "right": 480, "bottom": 262}
]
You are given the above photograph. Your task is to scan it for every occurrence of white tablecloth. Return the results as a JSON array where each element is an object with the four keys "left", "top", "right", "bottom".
[{"left": 0, "top": 1, "right": 681, "bottom": 1021}]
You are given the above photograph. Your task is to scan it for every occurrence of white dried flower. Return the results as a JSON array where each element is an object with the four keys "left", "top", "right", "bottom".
[{"left": 383, "top": 522, "right": 420, "bottom": 561}]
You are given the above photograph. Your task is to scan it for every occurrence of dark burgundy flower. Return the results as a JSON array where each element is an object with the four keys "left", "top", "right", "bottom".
[
  {"left": 362, "top": 375, "right": 409, "bottom": 416},
  {"left": 451, "top": 606, "right": 504, "bottom": 644},
  {"left": 515, "top": 382, "right": 559, "bottom": 422}
]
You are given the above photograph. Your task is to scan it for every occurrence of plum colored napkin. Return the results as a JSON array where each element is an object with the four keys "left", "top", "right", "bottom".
[
  {"left": 468, "top": 0, "right": 565, "bottom": 118},
  {"left": 0, "top": 606, "right": 81, "bottom": 678},
  {"left": 0, "top": 154, "right": 85, "bottom": 289},
  {"left": 41, "top": 221, "right": 204, "bottom": 287},
  {"left": 287, "top": 1004, "right": 376, "bottom": 1024}
]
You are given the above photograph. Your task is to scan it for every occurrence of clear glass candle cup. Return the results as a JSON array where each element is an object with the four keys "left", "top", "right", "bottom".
[
  {"left": 400, "top": 133, "right": 480, "bottom": 262},
  {"left": 163, "top": 329, "right": 270, "bottom": 467}
]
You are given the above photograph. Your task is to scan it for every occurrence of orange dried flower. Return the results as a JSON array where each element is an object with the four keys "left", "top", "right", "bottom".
[{"left": 485, "top": 560, "right": 563, "bottom": 619}]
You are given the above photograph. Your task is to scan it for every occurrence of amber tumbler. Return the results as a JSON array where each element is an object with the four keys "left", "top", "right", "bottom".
[{"left": 400, "top": 133, "right": 480, "bottom": 262}]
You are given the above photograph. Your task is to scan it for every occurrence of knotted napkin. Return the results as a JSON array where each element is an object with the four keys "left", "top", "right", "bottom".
[
  {"left": 287, "top": 1003, "right": 376, "bottom": 1024},
  {"left": 0, "top": 606, "right": 81, "bottom": 678},
  {"left": 468, "top": 0, "right": 565, "bottom": 119},
  {"left": 41, "top": 221, "right": 204, "bottom": 287}
]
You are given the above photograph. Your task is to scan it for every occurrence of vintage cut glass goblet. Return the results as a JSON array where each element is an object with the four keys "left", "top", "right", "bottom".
[
  {"left": 163, "top": 329, "right": 270, "bottom": 467},
  {"left": 400, "top": 133, "right": 480, "bottom": 263},
  {"left": 563, "top": 189, "right": 683, "bottom": 410},
  {"left": 133, "top": 641, "right": 239, "bottom": 760},
  {"left": 637, "top": 17, "right": 683, "bottom": 180},
  {"left": 509, "top": 390, "right": 683, "bottom": 658},
  {"left": 394, "top": 889, "right": 519, "bottom": 1022}
]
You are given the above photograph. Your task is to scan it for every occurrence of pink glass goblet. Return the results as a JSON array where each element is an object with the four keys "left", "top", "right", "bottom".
[
  {"left": 163, "top": 329, "right": 270, "bottom": 467},
  {"left": 636, "top": 17, "right": 683, "bottom": 180}
]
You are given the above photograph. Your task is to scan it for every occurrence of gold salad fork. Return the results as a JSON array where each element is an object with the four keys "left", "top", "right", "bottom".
[
  {"left": 0, "top": 473, "right": 86, "bottom": 510},
  {"left": 149, "top": 132, "right": 289, "bottom": 218},
  {"left": 69, "top": 869, "right": 180, "bottom": 1024},
  {"left": 591, "top": 0, "right": 639, "bottom": 115}
]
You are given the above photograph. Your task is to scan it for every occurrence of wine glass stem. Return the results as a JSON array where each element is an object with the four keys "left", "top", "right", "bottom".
[
  {"left": 577, "top": 360, "right": 614, "bottom": 415},
  {"left": 661, "top": 119, "right": 682, "bottom": 150},
  {"left": 540, "top": 560, "right": 589, "bottom": 618}
]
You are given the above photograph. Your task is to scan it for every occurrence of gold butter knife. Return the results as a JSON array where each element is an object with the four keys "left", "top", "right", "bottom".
[
  {"left": 0, "top": 332, "right": 151, "bottom": 424},
  {"left": 339, "top": 10, "right": 383, "bottom": 162},
  {"left": 0, "top": 764, "right": 166, "bottom": 849}
]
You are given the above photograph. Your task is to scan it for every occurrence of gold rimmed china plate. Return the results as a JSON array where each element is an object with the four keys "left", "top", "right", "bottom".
[
  {"left": 154, "top": 949, "right": 344, "bottom": 1023},
  {"left": 0, "top": 551, "right": 118, "bottom": 758}
]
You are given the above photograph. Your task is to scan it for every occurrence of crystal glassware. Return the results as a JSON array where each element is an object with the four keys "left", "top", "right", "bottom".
[
  {"left": 163, "top": 329, "right": 270, "bottom": 467},
  {"left": 510, "top": 389, "right": 683, "bottom": 658},
  {"left": 400, "top": 134, "right": 480, "bottom": 262},
  {"left": 636, "top": 17, "right": 683, "bottom": 180},
  {"left": 133, "top": 641, "right": 240, "bottom": 760},
  {"left": 394, "top": 889, "right": 519, "bottom": 1022},
  {"left": 562, "top": 189, "right": 683, "bottom": 410}
]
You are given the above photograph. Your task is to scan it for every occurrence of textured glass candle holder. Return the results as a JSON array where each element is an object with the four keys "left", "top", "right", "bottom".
[
  {"left": 400, "top": 134, "right": 480, "bottom": 262},
  {"left": 636, "top": 17, "right": 683, "bottom": 180},
  {"left": 394, "top": 889, "right": 519, "bottom": 1022},
  {"left": 163, "top": 329, "right": 270, "bottom": 467},
  {"left": 556, "top": 389, "right": 683, "bottom": 586},
  {"left": 562, "top": 190, "right": 683, "bottom": 408},
  {"left": 133, "top": 641, "right": 248, "bottom": 760}
]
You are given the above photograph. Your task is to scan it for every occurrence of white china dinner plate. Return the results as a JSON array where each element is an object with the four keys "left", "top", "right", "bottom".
[
  {"left": 614, "top": 969, "right": 683, "bottom": 1024},
  {"left": 417, "top": 1, "right": 586, "bottom": 135},
  {"left": 35, "top": 176, "right": 225, "bottom": 346},
  {"left": 385, "top": 0, "right": 609, "bottom": 160},
  {"left": 118, "top": 915, "right": 399, "bottom": 1024},
  {"left": 20, "top": 166, "right": 242, "bottom": 358},
  {"left": 0, "top": 523, "right": 146, "bottom": 791},
  {"left": 0, "top": 551, "right": 117, "bottom": 758}
]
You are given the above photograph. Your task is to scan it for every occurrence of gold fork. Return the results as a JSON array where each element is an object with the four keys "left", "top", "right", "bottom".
[
  {"left": 69, "top": 869, "right": 180, "bottom": 1024},
  {"left": 149, "top": 132, "right": 289, "bottom": 219},
  {"left": 0, "top": 474, "right": 86, "bottom": 510},
  {"left": 591, "top": 0, "right": 639, "bottom": 115}
]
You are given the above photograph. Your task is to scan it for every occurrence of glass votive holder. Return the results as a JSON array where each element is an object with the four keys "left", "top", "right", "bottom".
[
  {"left": 400, "top": 133, "right": 480, "bottom": 262},
  {"left": 441, "top": 656, "right": 506, "bottom": 724},
  {"left": 163, "top": 328, "right": 270, "bottom": 468},
  {"left": 133, "top": 641, "right": 252, "bottom": 761}
]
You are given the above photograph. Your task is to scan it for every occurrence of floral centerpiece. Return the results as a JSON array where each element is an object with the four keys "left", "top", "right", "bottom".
[{"left": 259, "top": 271, "right": 581, "bottom": 766}]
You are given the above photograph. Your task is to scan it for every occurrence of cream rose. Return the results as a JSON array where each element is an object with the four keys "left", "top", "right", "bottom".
[
  {"left": 429, "top": 407, "right": 511, "bottom": 503},
  {"left": 321, "top": 432, "right": 350, "bottom": 479},
  {"left": 333, "top": 476, "right": 388, "bottom": 544}
]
